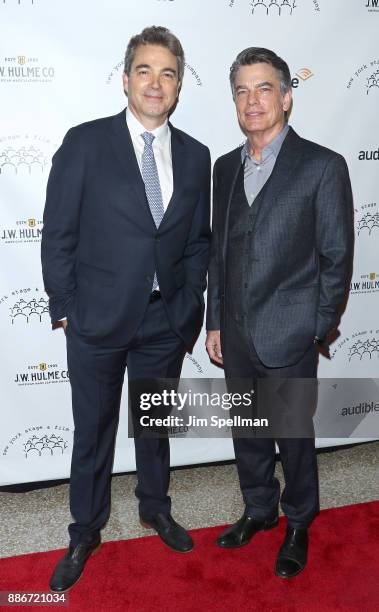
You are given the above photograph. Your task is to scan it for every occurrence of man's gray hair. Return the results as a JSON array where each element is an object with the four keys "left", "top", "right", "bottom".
[
  {"left": 124, "top": 26, "right": 185, "bottom": 84},
  {"left": 229, "top": 47, "right": 292, "bottom": 98}
]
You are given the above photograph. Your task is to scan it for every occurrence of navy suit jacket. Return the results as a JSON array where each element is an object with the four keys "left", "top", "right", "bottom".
[
  {"left": 41, "top": 109, "right": 211, "bottom": 348},
  {"left": 206, "top": 127, "right": 354, "bottom": 367}
]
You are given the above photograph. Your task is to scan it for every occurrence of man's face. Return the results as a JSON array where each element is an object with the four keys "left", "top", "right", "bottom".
[
  {"left": 234, "top": 62, "right": 292, "bottom": 139},
  {"left": 123, "top": 44, "right": 180, "bottom": 129}
]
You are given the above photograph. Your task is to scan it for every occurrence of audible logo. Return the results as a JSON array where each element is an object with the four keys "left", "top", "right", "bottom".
[
  {"left": 292, "top": 68, "right": 314, "bottom": 88},
  {"left": 341, "top": 402, "right": 379, "bottom": 416},
  {"left": 358, "top": 148, "right": 379, "bottom": 160}
]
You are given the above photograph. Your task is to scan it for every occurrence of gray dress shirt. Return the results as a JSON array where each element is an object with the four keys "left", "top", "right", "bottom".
[{"left": 241, "top": 124, "right": 289, "bottom": 206}]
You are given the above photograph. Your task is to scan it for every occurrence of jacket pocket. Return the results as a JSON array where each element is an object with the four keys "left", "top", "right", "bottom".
[{"left": 278, "top": 285, "right": 318, "bottom": 305}]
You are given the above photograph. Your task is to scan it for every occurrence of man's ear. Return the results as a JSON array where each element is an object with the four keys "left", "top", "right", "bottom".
[
  {"left": 283, "top": 89, "right": 292, "bottom": 112},
  {"left": 122, "top": 72, "right": 129, "bottom": 95}
]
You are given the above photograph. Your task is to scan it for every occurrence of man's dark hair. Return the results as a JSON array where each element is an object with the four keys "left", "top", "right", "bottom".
[
  {"left": 124, "top": 26, "right": 185, "bottom": 85},
  {"left": 229, "top": 47, "right": 292, "bottom": 98}
]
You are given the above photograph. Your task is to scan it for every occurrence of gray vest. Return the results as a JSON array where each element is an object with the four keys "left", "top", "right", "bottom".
[{"left": 225, "top": 163, "right": 267, "bottom": 324}]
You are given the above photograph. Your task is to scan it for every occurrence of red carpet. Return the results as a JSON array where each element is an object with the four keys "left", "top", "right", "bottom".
[{"left": 1, "top": 501, "right": 378, "bottom": 612}]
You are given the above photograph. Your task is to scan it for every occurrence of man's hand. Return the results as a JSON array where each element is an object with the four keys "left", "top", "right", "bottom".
[{"left": 206, "top": 330, "right": 223, "bottom": 365}]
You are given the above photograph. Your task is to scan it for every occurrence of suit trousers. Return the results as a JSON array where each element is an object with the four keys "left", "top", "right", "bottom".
[
  {"left": 65, "top": 298, "right": 186, "bottom": 546},
  {"left": 222, "top": 311, "right": 320, "bottom": 528}
]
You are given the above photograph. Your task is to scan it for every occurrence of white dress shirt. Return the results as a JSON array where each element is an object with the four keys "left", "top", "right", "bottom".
[{"left": 126, "top": 107, "right": 173, "bottom": 210}]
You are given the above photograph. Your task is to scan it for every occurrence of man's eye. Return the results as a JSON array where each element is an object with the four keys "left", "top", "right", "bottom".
[
  {"left": 162, "top": 72, "right": 174, "bottom": 79},
  {"left": 236, "top": 89, "right": 248, "bottom": 96}
]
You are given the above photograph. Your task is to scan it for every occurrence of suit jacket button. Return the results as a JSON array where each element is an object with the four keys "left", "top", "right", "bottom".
[
  {"left": 146, "top": 275, "right": 152, "bottom": 282},
  {"left": 155, "top": 237, "right": 160, "bottom": 242}
]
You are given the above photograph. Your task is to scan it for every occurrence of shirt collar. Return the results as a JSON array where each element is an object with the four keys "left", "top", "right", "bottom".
[
  {"left": 241, "top": 124, "right": 290, "bottom": 164},
  {"left": 126, "top": 107, "right": 170, "bottom": 147}
]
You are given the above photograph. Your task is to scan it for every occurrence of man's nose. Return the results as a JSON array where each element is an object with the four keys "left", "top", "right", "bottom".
[
  {"left": 247, "top": 89, "right": 258, "bottom": 105},
  {"left": 150, "top": 73, "right": 161, "bottom": 89}
]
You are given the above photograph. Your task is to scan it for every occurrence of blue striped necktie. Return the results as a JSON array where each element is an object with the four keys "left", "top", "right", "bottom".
[{"left": 141, "top": 131, "right": 165, "bottom": 290}]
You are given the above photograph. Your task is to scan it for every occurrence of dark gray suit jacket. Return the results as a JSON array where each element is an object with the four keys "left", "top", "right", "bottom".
[{"left": 206, "top": 127, "right": 354, "bottom": 367}]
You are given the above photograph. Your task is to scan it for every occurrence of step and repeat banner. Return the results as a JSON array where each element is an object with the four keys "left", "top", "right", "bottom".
[{"left": 0, "top": 0, "right": 378, "bottom": 485}]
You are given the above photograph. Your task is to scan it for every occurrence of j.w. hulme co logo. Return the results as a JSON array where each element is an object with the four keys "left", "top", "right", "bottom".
[
  {"left": 14, "top": 361, "right": 69, "bottom": 386},
  {"left": 1, "top": 218, "right": 43, "bottom": 245},
  {"left": 0, "top": 55, "right": 54, "bottom": 83},
  {"left": 365, "top": 0, "right": 379, "bottom": 12},
  {"left": 350, "top": 272, "right": 379, "bottom": 295}
]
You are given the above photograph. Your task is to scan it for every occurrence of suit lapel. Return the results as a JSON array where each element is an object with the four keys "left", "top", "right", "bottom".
[
  {"left": 222, "top": 147, "right": 244, "bottom": 262},
  {"left": 250, "top": 127, "right": 304, "bottom": 234},
  {"left": 108, "top": 109, "right": 156, "bottom": 228},
  {"left": 160, "top": 123, "right": 186, "bottom": 226}
]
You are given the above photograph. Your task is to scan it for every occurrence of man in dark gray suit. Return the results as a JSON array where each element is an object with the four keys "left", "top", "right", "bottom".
[{"left": 206, "top": 48, "right": 353, "bottom": 578}]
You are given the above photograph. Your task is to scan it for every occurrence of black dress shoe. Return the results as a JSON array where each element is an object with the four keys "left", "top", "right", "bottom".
[
  {"left": 49, "top": 535, "right": 101, "bottom": 593},
  {"left": 275, "top": 527, "right": 308, "bottom": 578},
  {"left": 140, "top": 513, "right": 194, "bottom": 553},
  {"left": 216, "top": 511, "right": 279, "bottom": 548}
]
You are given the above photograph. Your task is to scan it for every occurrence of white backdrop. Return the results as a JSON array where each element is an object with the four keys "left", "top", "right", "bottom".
[{"left": 1, "top": 0, "right": 378, "bottom": 485}]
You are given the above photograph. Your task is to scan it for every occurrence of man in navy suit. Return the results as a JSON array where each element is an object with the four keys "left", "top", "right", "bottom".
[
  {"left": 206, "top": 47, "right": 353, "bottom": 578},
  {"left": 42, "top": 26, "right": 211, "bottom": 592}
]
